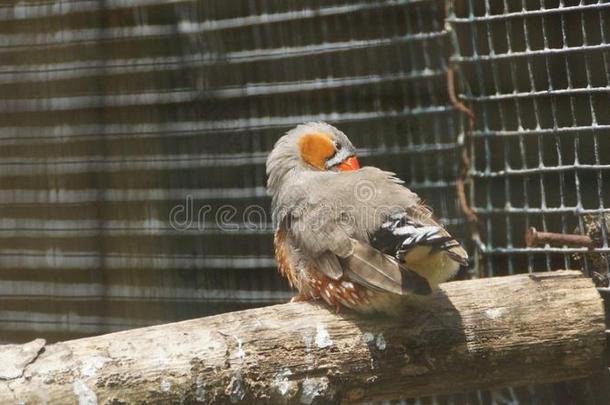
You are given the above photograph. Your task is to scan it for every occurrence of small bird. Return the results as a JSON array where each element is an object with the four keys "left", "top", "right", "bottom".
[{"left": 266, "top": 122, "right": 468, "bottom": 313}]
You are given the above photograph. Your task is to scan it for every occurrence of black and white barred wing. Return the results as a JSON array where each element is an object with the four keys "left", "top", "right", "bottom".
[{"left": 371, "top": 210, "right": 469, "bottom": 267}]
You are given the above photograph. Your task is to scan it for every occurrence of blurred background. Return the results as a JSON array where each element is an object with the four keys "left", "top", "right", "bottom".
[{"left": 0, "top": 0, "right": 608, "bottom": 402}]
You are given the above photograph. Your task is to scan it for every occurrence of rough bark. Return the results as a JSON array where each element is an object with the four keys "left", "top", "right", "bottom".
[{"left": 0, "top": 270, "right": 606, "bottom": 404}]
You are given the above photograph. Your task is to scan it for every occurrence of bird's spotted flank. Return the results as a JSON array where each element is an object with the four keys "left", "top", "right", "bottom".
[{"left": 307, "top": 273, "right": 371, "bottom": 312}]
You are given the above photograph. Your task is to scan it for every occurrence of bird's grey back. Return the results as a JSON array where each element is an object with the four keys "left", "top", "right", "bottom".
[{"left": 271, "top": 167, "right": 422, "bottom": 242}]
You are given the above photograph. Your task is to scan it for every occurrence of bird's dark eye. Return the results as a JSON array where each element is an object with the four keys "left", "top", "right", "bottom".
[{"left": 335, "top": 141, "right": 342, "bottom": 151}]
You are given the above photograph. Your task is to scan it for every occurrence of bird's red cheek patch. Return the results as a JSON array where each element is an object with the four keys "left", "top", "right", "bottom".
[{"left": 298, "top": 133, "right": 335, "bottom": 170}]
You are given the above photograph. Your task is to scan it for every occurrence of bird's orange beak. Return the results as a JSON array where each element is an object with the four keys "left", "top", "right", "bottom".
[{"left": 337, "top": 156, "right": 360, "bottom": 171}]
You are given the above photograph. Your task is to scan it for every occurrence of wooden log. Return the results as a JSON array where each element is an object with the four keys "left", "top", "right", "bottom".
[{"left": 0, "top": 270, "right": 606, "bottom": 404}]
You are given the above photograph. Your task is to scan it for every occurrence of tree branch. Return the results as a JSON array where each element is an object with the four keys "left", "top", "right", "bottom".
[{"left": 0, "top": 270, "right": 606, "bottom": 404}]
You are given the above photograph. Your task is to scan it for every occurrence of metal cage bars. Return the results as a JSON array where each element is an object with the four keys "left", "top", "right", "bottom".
[{"left": 448, "top": 0, "right": 610, "bottom": 279}]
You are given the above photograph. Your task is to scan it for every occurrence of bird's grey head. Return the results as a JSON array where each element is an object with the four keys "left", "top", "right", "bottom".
[{"left": 266, "top": 122, "right": 360, "bottom": 197}]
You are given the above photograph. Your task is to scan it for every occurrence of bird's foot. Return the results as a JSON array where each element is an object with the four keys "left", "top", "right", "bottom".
[{"left": 290, "top": 293, "right": 314, "bottom": 303}]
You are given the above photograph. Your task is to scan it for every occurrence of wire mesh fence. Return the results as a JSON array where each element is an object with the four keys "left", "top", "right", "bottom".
[
  {"left": 447, "top": 1, "right": 610, "bottom": 401},
  {"left": 449, "top": 0, "right": 610, "bottom": 281},
  {"left": 0, "top": 0, "right": 608, "bottom": 402}
]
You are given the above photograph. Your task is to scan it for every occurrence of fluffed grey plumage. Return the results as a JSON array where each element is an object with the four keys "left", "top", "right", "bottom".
[{"left": 267, "top": 122, "right": 468, "bottom": 312}]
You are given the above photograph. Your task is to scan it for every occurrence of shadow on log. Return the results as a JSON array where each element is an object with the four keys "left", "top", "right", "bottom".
[{"left": 0, "top": 270, "right": 606, "bottom": 404}]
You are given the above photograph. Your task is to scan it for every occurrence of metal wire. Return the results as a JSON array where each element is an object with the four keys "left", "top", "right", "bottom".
[
  {"left": 448, "top": 0, "right": 610, "bottom": 278},
  {"left": 445, "top": 2, "right": 610, "bottom": 400}
]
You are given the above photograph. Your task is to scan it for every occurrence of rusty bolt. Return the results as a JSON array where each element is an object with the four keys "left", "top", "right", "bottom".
[{"left": 525, "top": 227, "right": 595, "bottom": 248}]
